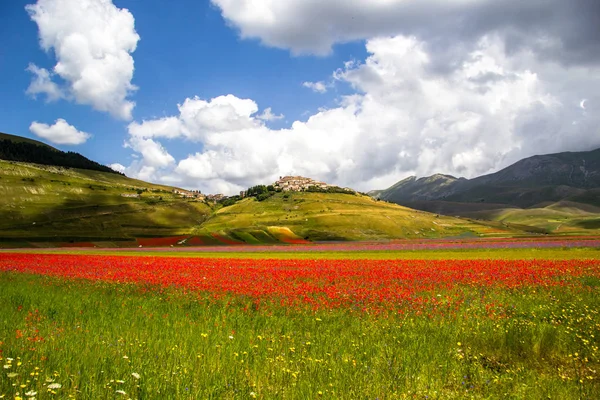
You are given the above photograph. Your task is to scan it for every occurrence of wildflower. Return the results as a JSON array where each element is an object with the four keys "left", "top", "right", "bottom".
[
  {"left": 7, "top": 373, "right": 18, "bottom": 378},
  {"left": 116, "top": 390, "right": 126, "bottom": 395},
  {"left": 250, "top": 392, "right": 257, "bottom": 398},
  {"left": 47, "top": 383, "right": 61, "bottom": 390},
  {"left": 3, "top": 365, "right": 11, "bottom": 369},
  {"left": 229, "top": 336, "right": 234, "bottom": 340},
  {"left": 25, "top": 391, "right": 37, "bottom": 397},
  {"left": 132, "top": 372, "right": 140, "bottom": 380}
]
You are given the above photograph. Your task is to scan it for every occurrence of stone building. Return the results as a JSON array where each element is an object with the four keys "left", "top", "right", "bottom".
[{"left": 274, "top": 176, "right": 330, "bottom": 192}]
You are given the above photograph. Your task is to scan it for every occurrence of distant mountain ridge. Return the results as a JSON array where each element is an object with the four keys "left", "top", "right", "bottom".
[
  {"left": 0, "top": 132, "right": 122, "bottom": 175},
  {"left": 372, "top": 148, "right": 600, "bottom": 208}
]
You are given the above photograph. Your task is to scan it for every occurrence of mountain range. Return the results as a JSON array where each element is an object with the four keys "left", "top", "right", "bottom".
[{"left": 370, "top": 148, "right": 600, "bottom": 233}]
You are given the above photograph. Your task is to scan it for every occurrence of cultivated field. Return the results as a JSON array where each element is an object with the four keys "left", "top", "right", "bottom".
[{"left": 1, "top": 245, "right": 599, "bottom": 398}]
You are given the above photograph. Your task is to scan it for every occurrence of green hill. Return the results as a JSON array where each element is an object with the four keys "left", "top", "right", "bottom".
[
  {"left": 455, "top": 201, "right": 600, "bottom": 234},
  {"left": 0, "top": 132, "right": 55, "bottom": 148},
  {"left": 0, "top": 131, "right": 536, "bottom": 246},
  {"left": 196, "top": 191, "right": 527, "bottom": 242},
  {"left": 0, "top": 160, "right": 527, "bottom": 246},
  {"left": 0, "top": 131, "right": 120, "bottom": 175},
  {"left": 0, "top": 160, "right": 212, "bottom": 244}
]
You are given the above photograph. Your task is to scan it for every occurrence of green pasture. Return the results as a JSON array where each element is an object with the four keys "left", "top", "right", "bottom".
[
  {"left": 0, "top": 160, "right": 212, "bottom": 240},
  {"left": 1, "top": 266, "right": 599, "bottom": 399},
  {"left": 462, "top": 201, "right": 600, "bottom": 235}
]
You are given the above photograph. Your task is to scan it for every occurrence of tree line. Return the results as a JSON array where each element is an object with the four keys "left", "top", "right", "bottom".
[{"left": 0, "top": 139, "right": 123, "bottom": 175}]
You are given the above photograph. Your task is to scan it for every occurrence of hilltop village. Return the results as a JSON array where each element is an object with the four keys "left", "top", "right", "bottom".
[
  {"left": 170, "top": 176, "right": 355, "bottom": 202},
  {"left": 274, "top": 176, "right": 330, "bottom": 191}
]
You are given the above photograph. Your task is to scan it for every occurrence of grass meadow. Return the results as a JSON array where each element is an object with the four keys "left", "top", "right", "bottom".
[{"left": 1, "top": 248, "right": 599, "bottom": 399}]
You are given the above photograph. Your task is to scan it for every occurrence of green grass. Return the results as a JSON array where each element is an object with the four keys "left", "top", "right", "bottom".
[
  {"left": 1, "top": 267, "right": 599, "bottom": 399},
  {"left": 461, "top": 201, "right": 600, "bottom": 236},
  {"left": 5, "top": 246, "right": 600, "bottom": 260},
  {"left": 0, "top": 160, "right": 213, "bottom": 241},
  {"left": 196, "top": 192, "right": 521, "bottom": 242},
  {"left": 0, "top": 161, "right": 534, "bottom": 244}
]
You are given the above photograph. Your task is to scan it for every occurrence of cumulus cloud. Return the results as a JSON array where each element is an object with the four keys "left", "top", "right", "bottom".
[
  {"left": 120, "top": 34, "right": 600, "bottom": 194},
  {"left": 26, "top": 0, "right": 139, "bottom": 120},
  {"left": 29, "top": 118, "right": 91, "bottom": 145},
  {"left": 126, "top": 137, "right": 175, "bottom": 168},
  {"left": 211, "top": 0, "right": 600, "bottom": 65},
  {"left": 108, "top": 163, "right": 126, "bottom": 173},
  {"left": 25, "top": 64, "right": 64, "bottom": 101},
  {"left": 303, "top": 81, "right": 328, "bottom": 93}
]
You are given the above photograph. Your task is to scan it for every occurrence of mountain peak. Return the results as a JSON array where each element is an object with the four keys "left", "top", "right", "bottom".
[{"left": 373, "top": 147, "right": 600, "bottom": 208}]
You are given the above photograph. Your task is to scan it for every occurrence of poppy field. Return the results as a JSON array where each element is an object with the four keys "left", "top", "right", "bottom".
[{"left": 1, "top": 250, "right": 600, "bottom": 398}]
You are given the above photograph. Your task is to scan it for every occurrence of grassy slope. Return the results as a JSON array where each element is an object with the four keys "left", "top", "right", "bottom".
[
  {"left": 0, "top": 161, "right": 533, "bottom": 244},
  {"left": 197, "top": 192, "right": 521, "bottom": 242},
  {"left": 0, "top": 160, "right": 212, "bottom": 241},
  {"left": 462, "top": 200, "right": 600, "bottom": 234}
]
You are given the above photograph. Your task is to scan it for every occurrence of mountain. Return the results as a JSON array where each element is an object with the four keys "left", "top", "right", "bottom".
[
  {"left": 0, "top": 133, "right": 528, "bottom": 246},
  {"left": 0, "top": 132, "right": 121, "bottom": 175},
  {"left": 372, "top": 148, "right": 600, "bottom": 234}
]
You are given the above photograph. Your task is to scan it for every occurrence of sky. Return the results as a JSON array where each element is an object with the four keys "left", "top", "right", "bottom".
[{"left": 1, "top": 0, "right": 599, "bottom": 195}]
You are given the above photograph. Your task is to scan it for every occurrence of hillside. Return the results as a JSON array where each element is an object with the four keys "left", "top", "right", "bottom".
[
  {"left": 0, "top": 160, "right": 213, "bottom": 244},
  {"left": 196, "top": 191, "right": 526, "bottom": 243},
  {"left": 0, "top": 132, "right": 121, "bottom": 175},
  {"left": 0, "top": 132, "right": 55, "bottom": 148},
  {"left": 0, "top": 160, "right": 525, "bottom": 247},
  {"left": 372, "top": 148, "right": 600, "bottom": 235}
]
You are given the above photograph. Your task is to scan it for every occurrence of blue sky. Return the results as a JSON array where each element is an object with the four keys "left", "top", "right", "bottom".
[
  {"left": 1, "top": 0, "right": 599, "bottom": 194},
  {"left": 1, "top": 0, "right": 365, "bottom": 165}
]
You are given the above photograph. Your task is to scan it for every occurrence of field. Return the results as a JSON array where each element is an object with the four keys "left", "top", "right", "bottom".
[
  {"left": 1, "top": 245, "right": 600, "bottom": 399},
  {"left": 403, "top": 200, "right": 600, "bottom": 236}
]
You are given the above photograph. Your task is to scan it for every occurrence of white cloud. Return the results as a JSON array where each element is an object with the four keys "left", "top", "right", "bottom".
[
  {"left": 127, "top": 95, "right": 261, "bottom": 142},
  {"left": 257, "top": 107, "right": 284, "bottom": 121},
  {"left": 108, "top": 163, "right": 126, "bottom": 173},
  {"left": 210, "top": 0, "right": 600, "bottom": 65},
  {"left": 303, "top": 81, "right": 328, "bottom": 93},
  {"left": 26, "top": 64, "right": 64, "bottom": 101},
  {"left": 29, "top": 118, "right": 91, "bottom": 145},
  {"left": 121, "top": 35, "right": 600, "bottom": 195},
  {"left": 126, "top": 137, "right": 175, "bottom": 168},
  {"left": 26, "top": 0, "right": 139, "bottom": 120},
  {"left": 128, "top": 117, "right": 182, "bottom": 139}
]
